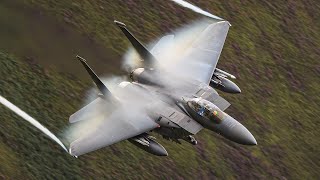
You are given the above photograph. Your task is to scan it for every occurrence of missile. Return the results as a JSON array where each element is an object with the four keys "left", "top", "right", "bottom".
[
  {"left": 215, "top": 68, "right": 236, "bottom": 79},
  {"left": 210, "top": 68, "right": 241, "bottom": 93},
  {"left": 129, "top": 134, "right": 168, "bottom": 156},
  {"left": 210, "top": 76, "right": 241, "bottom": 94}
]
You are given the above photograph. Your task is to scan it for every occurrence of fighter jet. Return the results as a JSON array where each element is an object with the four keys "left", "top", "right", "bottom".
[{"left": 68, "top": 20, "right": 256, "bottom": 157}]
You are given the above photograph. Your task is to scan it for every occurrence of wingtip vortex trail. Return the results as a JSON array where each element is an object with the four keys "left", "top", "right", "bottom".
[
  {"left": 170, "top": 0, "right": 224, "bottom": 20},
  {"left": 0, "top": 95, "right": 68, "bottom": 153}
]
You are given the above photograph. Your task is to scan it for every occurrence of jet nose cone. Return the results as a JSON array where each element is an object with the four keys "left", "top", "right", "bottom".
[
  {"left": 233, "top": 86, "right": 241, "bottom": 94},
  {"left": 230, "top": 124, "right": 257, "bottom": 145},
  {"left": 219, "top": 116, "right": 257, "bottom": 145}
]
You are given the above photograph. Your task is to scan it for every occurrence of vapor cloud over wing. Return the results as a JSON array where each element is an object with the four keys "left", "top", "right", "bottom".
[{"left": 63, "top": 76, "right": 156, "bottom": 146}]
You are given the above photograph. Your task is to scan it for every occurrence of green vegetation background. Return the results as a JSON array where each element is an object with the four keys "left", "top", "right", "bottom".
[{"left": 0, "top": 0, "right": 319, "bottom": 179}]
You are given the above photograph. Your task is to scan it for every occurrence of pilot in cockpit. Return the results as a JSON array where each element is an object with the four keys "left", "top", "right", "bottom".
[
  {"left": 187, "top": 98, "right": 225, "bottom": 124},
  {"left": 198, "top": 106, "right": 205, "bottom": 116}
]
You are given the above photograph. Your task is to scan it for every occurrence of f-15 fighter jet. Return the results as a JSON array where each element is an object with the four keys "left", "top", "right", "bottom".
[{"left": 68, "top": 20, "right": 256, "bottom": 157}]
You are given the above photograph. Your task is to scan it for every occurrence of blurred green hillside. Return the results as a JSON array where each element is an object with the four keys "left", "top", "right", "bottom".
[{"left": 0, "top": 0, "right": 319, "bottom": 179}]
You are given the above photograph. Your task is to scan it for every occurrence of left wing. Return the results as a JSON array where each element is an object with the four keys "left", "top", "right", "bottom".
[
  {"left": 69, "top": 109, "right": 158, "bottom": 156},
  {"left": 70, "top": 55, "right": 159, "bottom": 156},
  {"left": 69, "top": 97, "right": 113, "bottom": 123}
]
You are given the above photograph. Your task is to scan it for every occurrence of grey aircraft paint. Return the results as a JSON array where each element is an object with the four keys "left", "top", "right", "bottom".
[{"left": 68, "top": 20, "right": 256, "bottom": 157}]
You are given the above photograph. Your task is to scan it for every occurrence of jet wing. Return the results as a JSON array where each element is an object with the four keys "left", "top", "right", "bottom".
[
  {"left": 69, "top": 108, "right": 158, "bottom": 157},
  {"left": 169, "top": 21, "right": 230, "bottom": 84},
  {"left": 69, "top": 97, "right": 115, "bottom": 123},
  {"left": 151, "top": 35, "right": 174, "bottom": 59}
]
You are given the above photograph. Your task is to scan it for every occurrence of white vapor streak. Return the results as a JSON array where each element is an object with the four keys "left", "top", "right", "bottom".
[
  {"left": 171, "top": 0, "right": 223, "bottom": 20},
  {"left": 0, "top": 95, "right": 68, "bottom": 152}
]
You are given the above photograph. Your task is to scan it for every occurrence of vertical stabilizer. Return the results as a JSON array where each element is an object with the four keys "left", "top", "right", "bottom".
[
  {"left": 76, "top": 56, "right": 116, "bottom": 102},
  {"left": 114, "top": 20, "right": 157, "bottom": 67}
]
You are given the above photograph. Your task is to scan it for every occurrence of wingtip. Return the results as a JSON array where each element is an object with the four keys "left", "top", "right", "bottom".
[
  {"left": 217, "top": 20, "right": 232, "bottom": 27},
  {"left": 69, "top": 146, "right": 78, "bottom": 158},
  {"left": 114, "top": 20, "right": 126, "bottom": 27},
  {"left": 224, "top": 21, "right": 232, "bottom": 27},
  {"left": 76, "top": 55, "right": 86, "bottom": 62}
]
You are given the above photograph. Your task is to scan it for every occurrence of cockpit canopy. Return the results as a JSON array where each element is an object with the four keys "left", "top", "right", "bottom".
[{"left": 187, "top": 98, "right": 225, "bottom": 124}]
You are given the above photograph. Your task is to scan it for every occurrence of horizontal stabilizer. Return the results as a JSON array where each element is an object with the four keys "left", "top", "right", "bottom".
[{"left": 114, "top": 20, "right": 157, "bottom": 67}]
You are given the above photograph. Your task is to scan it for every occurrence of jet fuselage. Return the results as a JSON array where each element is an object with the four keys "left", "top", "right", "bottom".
[{"left": 124, "top": 67, "right": 257, "bottom": 145}]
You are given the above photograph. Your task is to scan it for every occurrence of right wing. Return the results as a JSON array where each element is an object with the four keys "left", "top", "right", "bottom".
[
  {"left": 167, "top": 21, "right": 230, "bottom": 84},
  {"left": 151, "top": 35, "right": 174, "bottom": 59},
  {"left": 69, "top": 108, "right": 159, "bottom": 157},
  {"left": 115, "top": 20, "right": 230, "bottom": 85}
]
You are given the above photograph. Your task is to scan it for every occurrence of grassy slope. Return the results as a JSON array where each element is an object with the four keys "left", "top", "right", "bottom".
[
  {"left": 0, "top": 0, "right": 121, "bottom": 77},
  {"left": 0, "top": 0, "right": 319, "bottom": 179}
]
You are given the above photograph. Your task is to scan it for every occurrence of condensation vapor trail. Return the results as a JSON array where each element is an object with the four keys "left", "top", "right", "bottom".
[
  {"left": 0, "top": 95, "right": 68, "bottom": 152},
  {"left": 171, "top": 0, "right": 223, "bottom": 20}
]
